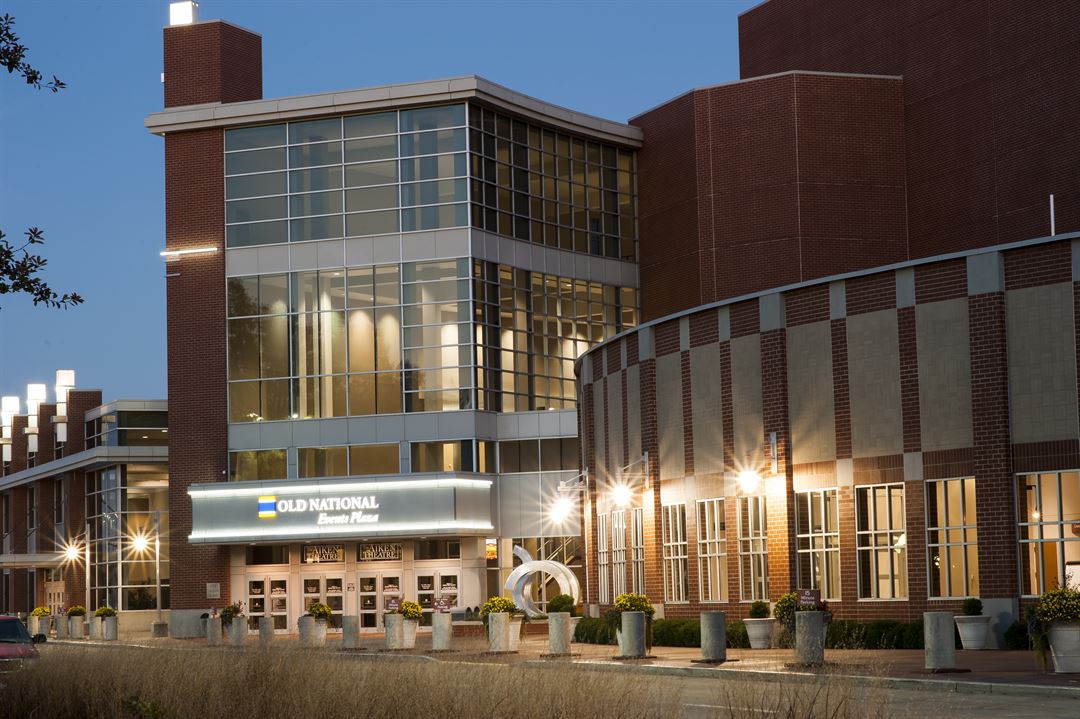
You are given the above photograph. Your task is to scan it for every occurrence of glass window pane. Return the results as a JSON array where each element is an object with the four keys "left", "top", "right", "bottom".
[
  {"left": 346, "top": 160, "right": 398, "bottom": 187},
  {"left": 399, "top": 128, "right": 466, "bottom": 157},
  {"left": 401, "top": 178, "right": 467, "bottom": 207},
  {"left": 375, "top": 307, "right": 401, "bottom": 370},
  {"left": 346, "top": 186, "right": 399, "bottom": 212},
  {"left": 260, "top": 316, "right": 289, "bottom": 378},
  {"left": 348, "top": 374, "right": 375, "bottom": 415},
  {"left": 290, "top": 167, "right": 342, "bottom": 193},
  {"left": 227, "top": 220, "right": 287, "bottom": 247},
  {"left": 227, "top": 196, "right": 287, "bottom": 223},
  {"left": 376, "top": 372, "right": 402, "bottom": 413},
  {"left": 297, "top": 446, "right": 348, "bottom": 478},
  {"left": 227, "top": 277, "right": 259, "bottom": 317},
  {"left": 346, "top": 210, "right": 398, "bottom": 237},
  {"left": 374, "top": 266, "right": 400, "bottom": 305},
  {"left": 349, "top": 444, "right": 399, "bottom": 475},
  {"left": 345, "top": 136, "right": 397, "bottom": 163},
  {"left": 289, "top": 118, "right": 341, "bottom": 144},
  {"left": 259, "top": 275, "right": 289, "bottom": 314},
  {"left": 289, "top": 141, "right": 342, "bottom": 169},
  {"left": 290, "top": 215, "right": 343, "bottom": 242},
  {"left": 319, "top": 271, "right": 346, "bottom": 311},
  {"left": 349, "top": 309, "right": 375, "bottom": 372},
  {"left": 400, "top": 153, "right": 466, "bottom": 182},
  {"left": 226, "top": 124, "right": 286, "bottom": 151},
  {"left": 261, "top": 379, "right": 290, "bottom": 421},
  {"left": 290, "top": 190, "right": 343, "bottom": 217},
  {"left": 228, "top": 318, "right": 259, "bottom": 380},
  {"left": 344, "top": 112, "right": 397, "bottom": 138},
  {"left": 226, "top": 148, "right": 287, "bottom": 175},
  {"left": 227, "top": 172, "right": 287, "bottom": 199},
  {"left": 399, "top": 105, "right": 465, "bottom": 132}
]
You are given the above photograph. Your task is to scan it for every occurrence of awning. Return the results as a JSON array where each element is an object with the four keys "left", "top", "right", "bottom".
[{"left": 0, "top": 553, "right": 65, "bottom": 570}]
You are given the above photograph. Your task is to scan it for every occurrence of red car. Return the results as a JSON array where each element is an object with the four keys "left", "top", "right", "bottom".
[{"left": 0, "top": 616, "right": 42, "bottom": 673}]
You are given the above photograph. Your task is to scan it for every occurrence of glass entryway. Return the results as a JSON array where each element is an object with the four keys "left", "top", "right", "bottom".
[
  {"left": 302, "top": 575, "right": 344, "bottom": 631},
  {"left": 415, "top": 569, "right": 458, "bottom": 625},
  {"left": 357, "top": 572, "right": 401, "bottom": 632},
  {"left": 247, "top": 576, "right": 289, "bottom": 633}
]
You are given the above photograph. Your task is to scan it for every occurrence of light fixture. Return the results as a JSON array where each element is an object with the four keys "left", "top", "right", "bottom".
[
  {"left": 549, "top": 496, "right": 573, "bottom": 523},
  {"left": 611, "top": 484, "right": 632, "bottom": 507},
  {"left": 893, "top": 532, "right": 907, "bottom": 554},
  {"left": 63, "top": 542, "right": 81, "bottom": 562},
  {"left": 168, "top": 1, "right": 198, "bottom": 26},
  {"left": 160, "top": 246, "right": 218, "bottom": 258},
  {"left": 737, "top": 469, "right": 762, "bottom": 494},
  {"left": 131, "top": 533, "right": 150, "bottom": 554}
]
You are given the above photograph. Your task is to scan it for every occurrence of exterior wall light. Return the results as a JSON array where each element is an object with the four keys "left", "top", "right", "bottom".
[
  {"left": 160, "top": 246, "right": 218, "bottom": 258},
  {"left": 63, "top": 541, "right": 81, "bottom": 563},
  {"left": 131, "top": 533, "right": 150, "bottom": 554},
  {"left": 549, "top": 496, "right": 573, "bottom": 523},
  {"left": 169, "top": 1, "right": 198, "bottom": 26},
  {"left": 611, "top": 483, "right": 632, "bottom": 507},
  {"left": 737, "top": 469, "right": 762, "bottom": 495}
]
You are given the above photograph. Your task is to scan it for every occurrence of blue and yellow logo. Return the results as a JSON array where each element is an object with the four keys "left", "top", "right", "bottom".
[{"left": 258, "top": 496, "right": 277, "bottom": 519}]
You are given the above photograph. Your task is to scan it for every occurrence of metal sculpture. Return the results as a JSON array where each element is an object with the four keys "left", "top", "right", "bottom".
[{"left": 503, "top": 545, "right": 582, "bottom": 618}]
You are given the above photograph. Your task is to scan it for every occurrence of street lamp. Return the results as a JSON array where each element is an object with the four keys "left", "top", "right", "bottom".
[{"left": 58, "top": 522, "right": 91, "bottom": 621}]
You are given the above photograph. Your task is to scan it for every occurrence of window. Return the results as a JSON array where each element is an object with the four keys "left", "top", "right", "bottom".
[
  {"left": 630, "top": 507, "right": 645, "bottom": 594},
  {"left": 246, "top": 545, "right": 288, "bottom": 565},
  {"left": 611, "top": 510, "right": 627, "bottom": 597},
  {"left": 597, "top": 513, "right": 610, "bottom": 604},
  {"left": 856, "top": 484, "right": 908, "bottom": 599},
  {"left": 1018, "top": 471, "right": 1080, "bottom": 596},
  {"left": 53, "top": 479, "right": 65, "bottom": 527},
  {"left": 415, "top": 540, "right": 460, "bottom": 560},
  {"left": 738, "top": 496, "right": 768, "bottom": 601},
  {"left": 697, "top": 499, "right": 727, "bottom": 602},
  {"left": 926, "top": 477, "right": 979, "bottom": 598},
  {"left": 411, "top": 440, "right": 474, "bottom": 472},
  {"left": 349, "top": 444, "right": 400, "bottom": 475},
  {"left": 796, "top": 489, "right": 840, "bottom": 600},
  {"left": 661, "top": 504, "right": 688, "bottom": 603},
  {"left": 298, "top": 446, "right": 348, "bottom": 478},
  {"left": 229, "top": 449, "right": 287, "bottom": 481}
]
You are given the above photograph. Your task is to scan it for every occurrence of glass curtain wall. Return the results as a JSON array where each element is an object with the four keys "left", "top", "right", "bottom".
[
  {"left": 86, "top": 465, "right": 170, "bottom": 611},
  {"left": 224, "top": 105, "right": 468, "bottom": 247},
  {"left": 467, "top": 104, "right": 637, "bottom": 261}
]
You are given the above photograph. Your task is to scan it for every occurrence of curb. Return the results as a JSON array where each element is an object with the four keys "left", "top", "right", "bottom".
[{"left": 519, "top": 659, "right": 1080, "bottom": 699}]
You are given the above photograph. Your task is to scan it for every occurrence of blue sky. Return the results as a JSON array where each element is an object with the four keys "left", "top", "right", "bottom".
[{"left": 0, "top": 0, "right": 757, "bottom": 403}]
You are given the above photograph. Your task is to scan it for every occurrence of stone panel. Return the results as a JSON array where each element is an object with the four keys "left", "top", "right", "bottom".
[
  {"left": 606, "top": 372, "right": 625, "bottom": 473},
  {"left": 690, "top": 343, "right": 725, "bottom": 474},
  {"left": 626, "top": 365, "right": 642, "bottom": 464},
  {"left": 730, "top": 335, "right": 764, "bottom": 466},
  {"left": 847, "top": 309, "right": 902, "bottom": 456},
  {"left": 656, "top": 352, "right": 685, "bottom": 480},
  {"left": 916, "top": 299, "right": 973, "bottom": 451},
  {"left": 1007, "top": 282, "right": 1078, "bottom": 443},
  {"left": 786, "top": 321, "right": 836, "bottom": 464}
]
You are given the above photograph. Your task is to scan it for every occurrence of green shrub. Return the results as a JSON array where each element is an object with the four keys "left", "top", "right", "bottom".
[
  {"left": 95, "top": 606, "right": 116, "bottom": 618},
  {"left": 573, "top": 617, "right": 616, "bottom": 645},
  {"left": 825, "top": 620, "right": 866, "bottom": 649},
  {"left": 961, "top": 597, "right": 983, "bottom": 616},
  {"left": 547, "top": 594, "right": 576, "bottom": 616},
  {"left": 1003, "top": 619, "right": 1029, "bottom": 650},
  {"left": 726, "top": 620, "right": 750, "bottom": 648},
  {"left": 748, "top": 601, "right": 770, "bottom": 619},
  {"left": 651, "top": 619, "right": 701, "bottom": 647},
  {"left": 773, "top": 592, "right": 797, "bottom": 629},
  {"left": 67, "top": 605, "right": 87, "bottom": 617},
  {"left": 307, "top": 602, "right": 332, "bottom": 620},
  {"left": 220, "top": 602, "right": 244, "bottom": 625}
]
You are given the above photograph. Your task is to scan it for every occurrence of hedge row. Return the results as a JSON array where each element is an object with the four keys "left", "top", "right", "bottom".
[{"left": 573, "top": 617, "right": 933, "bottom": 650}]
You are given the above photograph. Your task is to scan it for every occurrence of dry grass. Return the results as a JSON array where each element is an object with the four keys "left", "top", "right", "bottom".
[
  {"left": 703, "top": 672, "right": 897, "bottom": 719},
  {"left": 2, "top": 645, "right": 679, "bottom": 719}
]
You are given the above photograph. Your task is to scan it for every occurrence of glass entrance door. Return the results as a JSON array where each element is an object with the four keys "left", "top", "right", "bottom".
[
  {"left": 302, "top": 575, "right": 344, "bottom": 631},
  {"left": 247, "top": 576, "right": 289, "bottom": 633},
  {"left": 357, "top": 572, "right": 401, "bottom": 632},
  {"left": 415, "top": 570, "right": 459, "bottom": 625}
]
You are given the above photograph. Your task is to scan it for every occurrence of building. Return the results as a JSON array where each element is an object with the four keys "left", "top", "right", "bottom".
[
  {"left": 0, "top": 371, "right": 169, "bottom": 636},
  {"left": 146, "top": 4, "right": 639, "bottom": 637},
  {"left": 577, "top": 0, "right": 1080, "bottom": 649}
]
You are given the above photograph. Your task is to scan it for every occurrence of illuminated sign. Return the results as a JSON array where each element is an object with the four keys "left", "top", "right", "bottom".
[
  {"left": 359, "top": 543, "right": 403, "bottom": 561},
  {"left": 188, "top": 476, "right": 493, "bottom": 543},
  {"left": 303, "top": 545, "right": 345, "bottom": 563}
]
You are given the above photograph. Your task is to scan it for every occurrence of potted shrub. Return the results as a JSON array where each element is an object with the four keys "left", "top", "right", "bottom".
[
  {"left": 955, "top": 597, "right": 991, "bottom": 650},
  {"left": 611, "top": 593, "right": 655, "bottom": 654},
  {"left": 307, "top": 602, "right": 331, "bottom": 646},
  {"left": 397, "top": 600, "right": 422, "bottom": 649},
  {"left": 29, "top": 606, "right": 50, "bottom": 637},
  {"left": 744, "top": 600, "right": 774, "bottom": 649},
  {"left": 1034, "top": 584, "right": 1080, "bottom": 673},
  {"left": 67, "top": 604, "right": 87, "bottom": 640},
  {"left": 220, "top": 602, "right": 246, "bottom": 645},
  {"left": 481, "top": 596, "right": 524, "bottom": 651},
  {"left": 95, "top": 606, "right": 118, "bottom": 641},
  {"left": 547, "top": 593, "right": 577, "bottom": 617}
]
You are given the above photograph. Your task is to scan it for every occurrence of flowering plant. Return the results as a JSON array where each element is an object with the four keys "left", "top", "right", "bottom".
[
  {"left": 480, "top": 596, "right": 520, "bottom": 618},
  {"left": 30, "top": 606, "right": 51, "bottom": 617},
  {"left": 308, "top": 602, "right": 332, "bottom": 620},
  {"left": 398, "top": 601, "right": 423, "bottom": 621},
  {"left": 66, "top": 605, "right": 86, "bottom": 617},
  {"left": 94, "top": 606, "right": 116, "bottom": 618},
  {"left": 1036, "top": 585, "right": 1080, "bottom": 623},
  {"left": 613, "top": 593, "right": 654, "bottom": 615},
  {"left": 220, "top": 602, "right": 244, "bottom": 625}
]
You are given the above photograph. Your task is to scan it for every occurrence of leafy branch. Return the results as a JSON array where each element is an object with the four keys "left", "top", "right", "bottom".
[
  {"left": 0, "top": 228, "right": 83, "bottom": 308},
  {"left": 0, "top": 13, "right": 64, "bottom": 91}
]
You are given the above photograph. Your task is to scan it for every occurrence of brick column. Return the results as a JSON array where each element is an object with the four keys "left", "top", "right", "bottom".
[{"left": 761, "top": 327, "right": 795, "bottom": 600}]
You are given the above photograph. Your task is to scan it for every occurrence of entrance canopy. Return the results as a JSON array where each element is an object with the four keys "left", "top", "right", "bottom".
[
  {"left": 0, "top": 553, "right": 64, "bottom": 570},
  {"left": 188, "top": 473, "right": 494, "bottom": 544}
]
